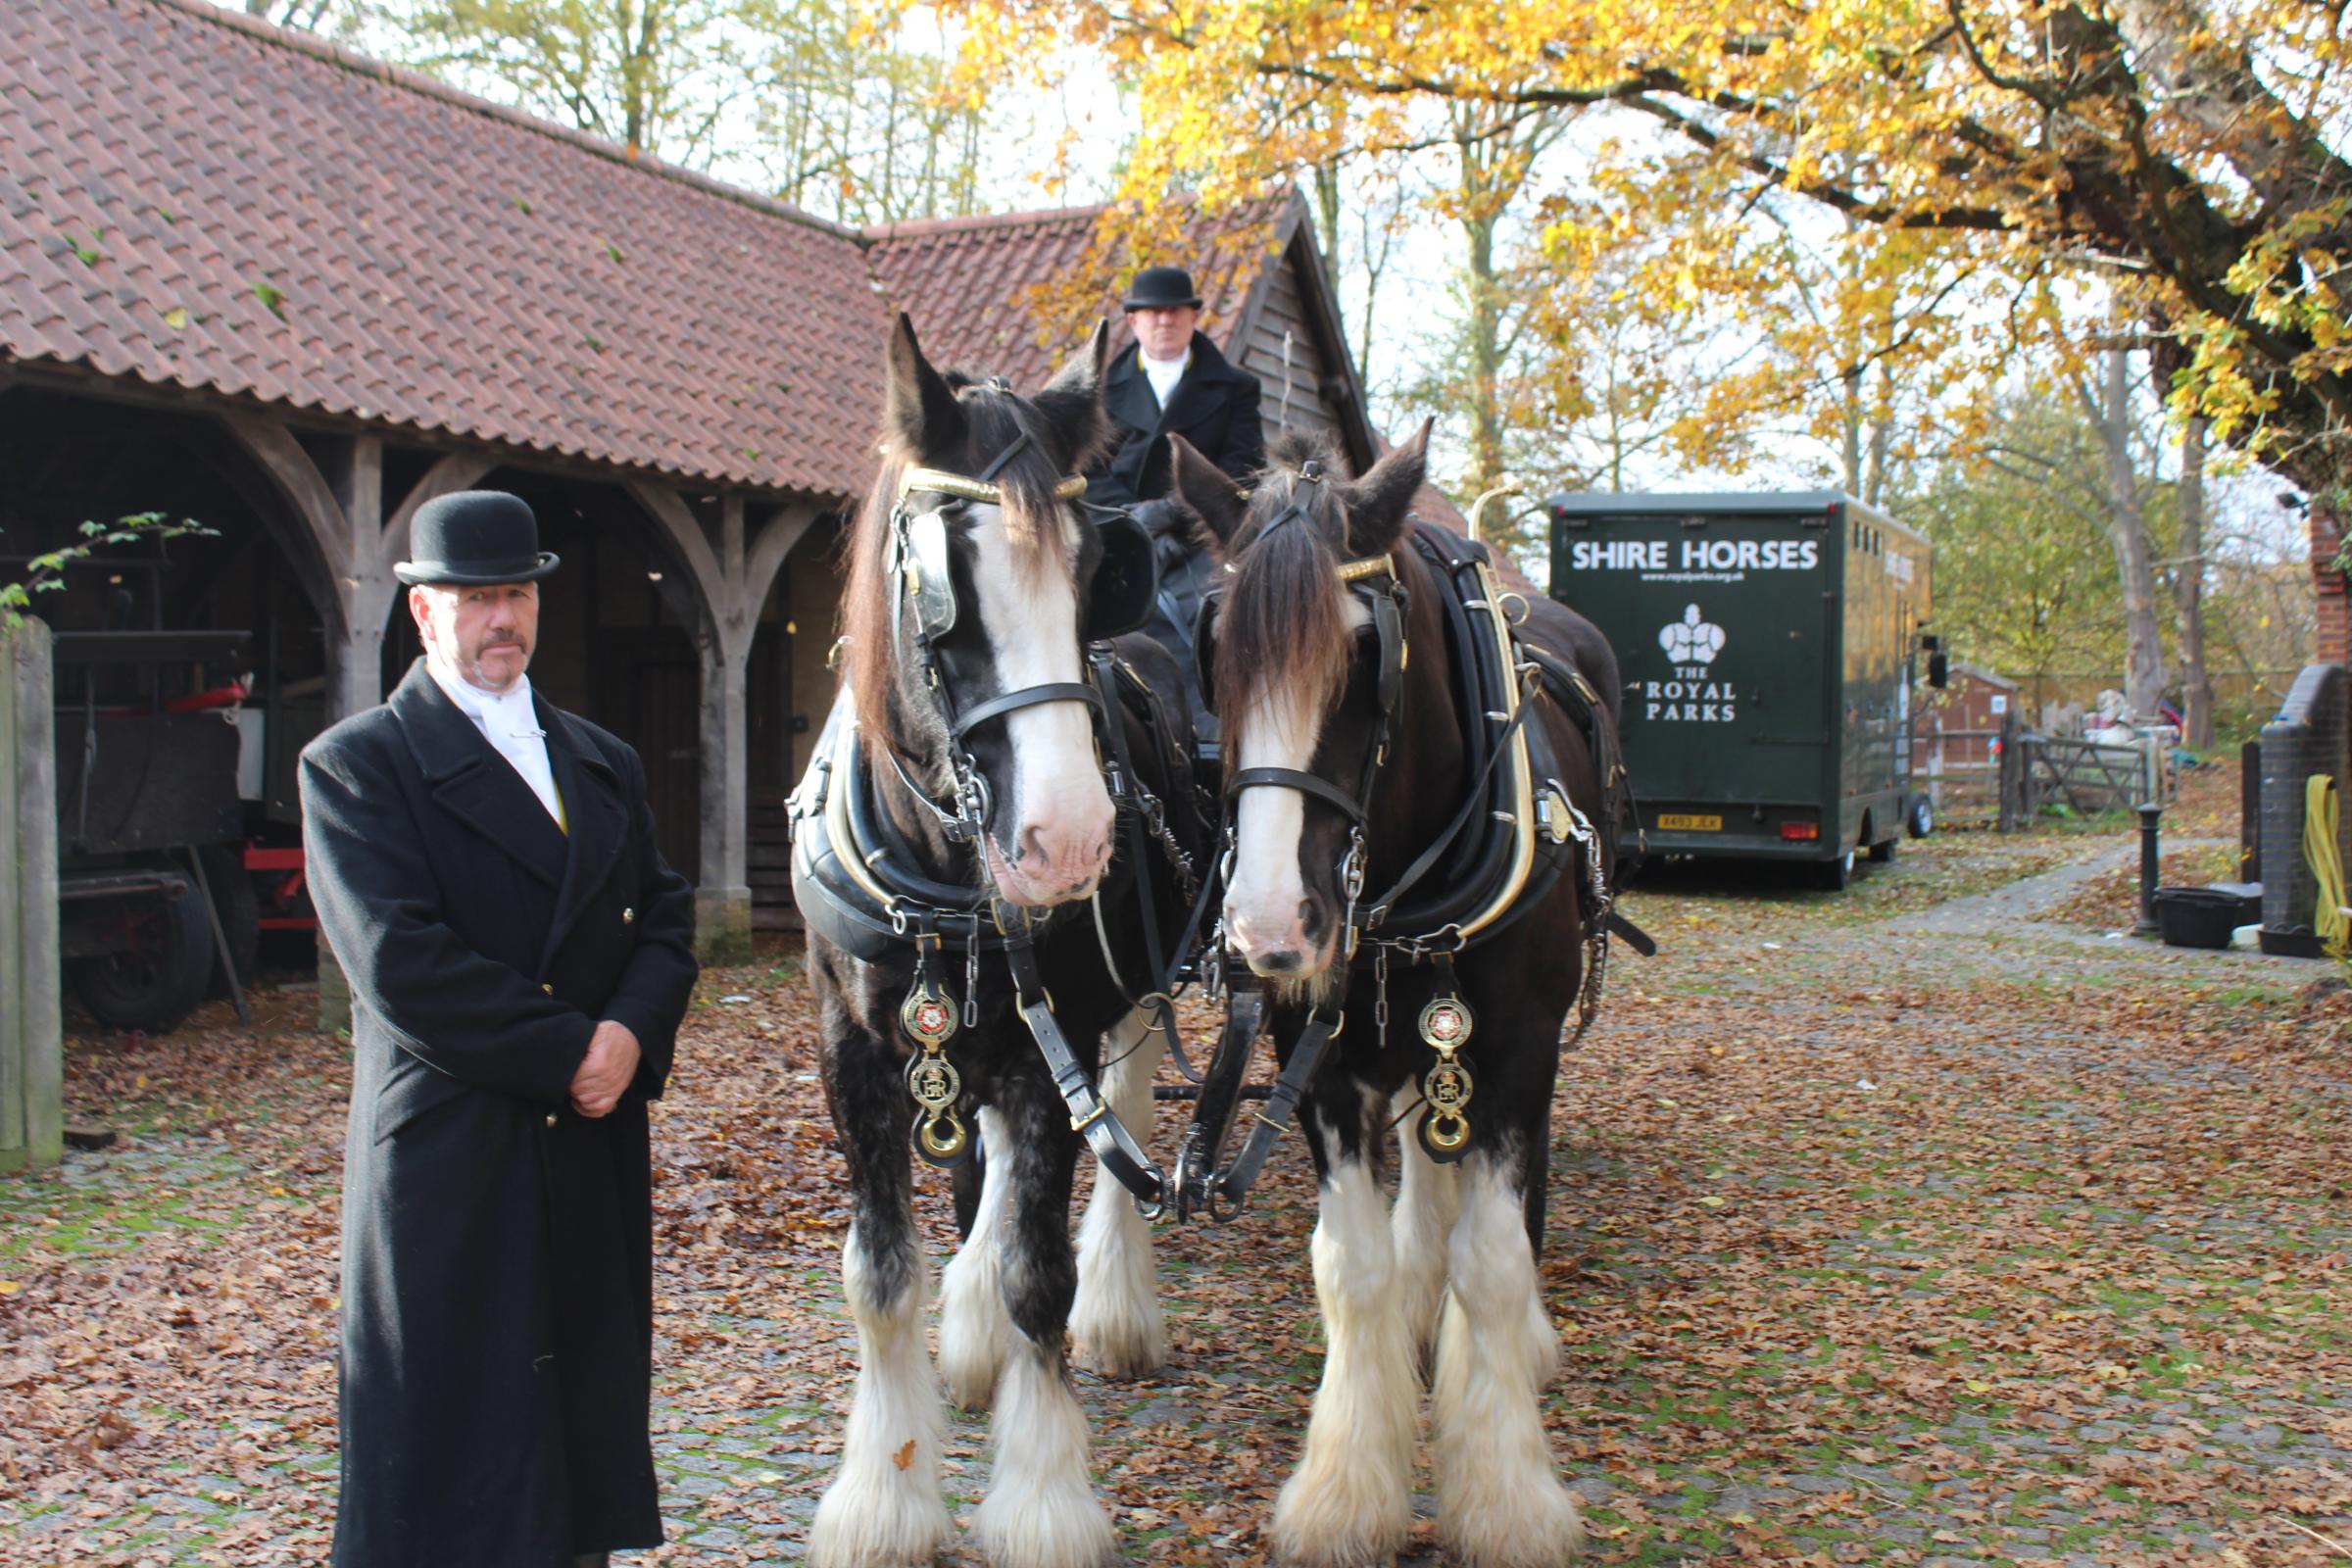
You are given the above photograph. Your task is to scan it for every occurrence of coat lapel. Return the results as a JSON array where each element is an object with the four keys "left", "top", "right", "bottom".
[
  {"left": 538, "top": 702, "right": 630, "bottom": 971},
  {"left": 1155, "top": 333, "right": 1235, "bottom": 435},
  {"left": 1106, "top": 349, "right": 1161, "bottom": 441},
  {"left": 390, "top": 662, "right": 568, "bottom": 891}
]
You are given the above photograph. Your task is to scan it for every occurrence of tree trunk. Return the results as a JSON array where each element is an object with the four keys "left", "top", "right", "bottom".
[
  {"left": 2093, "top": 347, "right": 2169, "bottom": 719},
  {"left": 1461, "top": 206, "right": 1505, "bottom": 492},
  {"left": 2173, "top": 415, "right": 2215, "bottom": 747}
]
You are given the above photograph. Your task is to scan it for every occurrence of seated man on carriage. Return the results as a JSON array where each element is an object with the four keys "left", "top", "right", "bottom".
[{"left": 1084, "top": 264, "right": 1267, "bottom": 744}]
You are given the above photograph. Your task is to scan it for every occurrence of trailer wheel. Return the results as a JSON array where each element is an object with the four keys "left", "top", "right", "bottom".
[
  {"left": 1906, "top": 795, "right": 1934, "bottom": 839},
  {"left": 71, "top": 884, "right": 213, "bottom": 1034},
  {"left": 1809, "top": 848, "right": 1855, "bottom": 891}
]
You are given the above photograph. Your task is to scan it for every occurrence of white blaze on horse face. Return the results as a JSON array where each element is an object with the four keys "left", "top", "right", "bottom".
[
  {"left": 1226, "top": 682, "right": 1321, "bottom": 973},
  {"left": 1223, "top": 596, "right": 1372, "bottom": 977},
  {"left": 968, "top": 505, "right": 1113, "bottom": 906}
]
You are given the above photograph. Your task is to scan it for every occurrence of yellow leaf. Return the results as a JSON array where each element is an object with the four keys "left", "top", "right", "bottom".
[
  {"left": 1698, "top": 1195, "right": 1726, "bottom": 1206},
  {"left": 0, "top": 1281, "right": 20, "bottom": 1296},
  {"left": 893, "top": 1439, "right": 917, "bottom": 1471}
]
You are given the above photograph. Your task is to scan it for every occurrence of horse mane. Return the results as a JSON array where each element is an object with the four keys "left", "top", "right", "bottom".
[
  {"left": 840, "top": 375, "right": 1096, "bottom": 747},
  {"left": 1212, "top": 427, "right": 1357, "bottom": 769}
]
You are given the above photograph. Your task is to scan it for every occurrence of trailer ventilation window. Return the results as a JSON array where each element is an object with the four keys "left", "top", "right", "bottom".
[{"left": 1780, "top": 821, "right": 1821, "bottom": 842}]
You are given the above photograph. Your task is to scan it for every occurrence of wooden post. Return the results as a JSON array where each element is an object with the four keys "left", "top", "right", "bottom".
[
  {"left": 2, "top": 619, "right": 63, "bottom": 1172},
  {"left": 1996, "top": 707, "right": 2021, "bottom": 832},
  {"left": 1927, "top": 715, "right": 1944, "bottom": 814}
]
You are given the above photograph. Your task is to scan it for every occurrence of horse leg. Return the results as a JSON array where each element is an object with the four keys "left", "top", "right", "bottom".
[
  {"left": 1430, "top": 1144, "right": 1584, "bottom": 1568},
  {"left": 1392, "top": 1085, "right": 1460, "bottom": 1364},
  {"left": 808, "top": 1037, "right": 952, "bottom": 1568},
  {"left": 971, "top": 1073, "right": 1115, "bottom": 1568},
  {"left": 1071, "top": 1004, "right": 1166, "bottom": 1377},
  {"left": 938, "top": 1107, "right": 1016, "bottom": 1411},
  {"left": 1269, "top": 1105, "right": 1417, "bottom": 1568}
]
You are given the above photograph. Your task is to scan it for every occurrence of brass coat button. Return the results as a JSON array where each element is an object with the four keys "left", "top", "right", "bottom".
[
  {"left": 541, "top": 983, "right": 554, "bottom": 995},
  {"left": 621, "top": 906, "right": 635, "bottom": 925},
  {"left": 544, "top": 1112, "right": 558, "bottom": 1128}
]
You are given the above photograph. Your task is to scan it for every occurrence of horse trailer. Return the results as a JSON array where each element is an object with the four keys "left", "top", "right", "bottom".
[{"left": 1544, "top": 491, "right": 1941, "bottom": 888}]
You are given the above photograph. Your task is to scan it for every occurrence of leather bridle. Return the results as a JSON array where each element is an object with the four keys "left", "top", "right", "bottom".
[
  {"left": 1197, "top": 462, "right": 1410, "bottom": 962},
  {"left": 880, "top": 427, "right": 1108, "bottom": 849}
]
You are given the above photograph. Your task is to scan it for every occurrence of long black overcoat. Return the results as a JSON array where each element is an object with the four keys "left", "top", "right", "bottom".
[
  {"left": 1084, "top": 330, "right": 1266, "bottom": 509},
  {"left": 300, "top": 660, "right": 697, "bottom": 1567}
]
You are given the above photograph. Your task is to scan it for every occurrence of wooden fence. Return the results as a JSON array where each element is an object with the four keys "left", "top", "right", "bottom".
[
  {"left": 1, "top": 618, "right": 63, "bottom": 1173},
  {"left": 1921, "top": 707, "right": 2174, "bottom": 830}
]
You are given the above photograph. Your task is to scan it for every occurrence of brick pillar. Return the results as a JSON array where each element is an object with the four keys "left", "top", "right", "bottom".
[{"left": 2314, "top": 506, "right": 2348, "bottom": 665}]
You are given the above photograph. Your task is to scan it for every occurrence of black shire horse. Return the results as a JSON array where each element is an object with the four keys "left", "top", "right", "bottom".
[
  {"left": 792, "top": 316, "right": 1200, "bottom": 1568},
  {"left": 1163, "top": 424, "right": 1625, "bottom": 1568}
]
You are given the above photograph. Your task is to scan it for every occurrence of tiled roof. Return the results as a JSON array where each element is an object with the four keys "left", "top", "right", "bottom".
[
  {"left": 865, "top": 197, "right": 1291, "bottom": 389},
  {"left": 0, "top": 0, "right": 892, "bottom": 495},
  {"left": 0, "top": 0, "right": 1301, "bottom": 496}
]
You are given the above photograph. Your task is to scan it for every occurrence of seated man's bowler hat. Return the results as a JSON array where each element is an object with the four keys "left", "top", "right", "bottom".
[
  {"left": 394, "top": 491, "right": 561, "bottom": 586},
  {"left": 1122, "top": 266, "right": 1203, "bottom": 313}
]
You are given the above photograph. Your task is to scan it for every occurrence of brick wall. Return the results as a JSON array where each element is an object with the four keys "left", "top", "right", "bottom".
[{"left": 2315, "top": 507, "right": 2348, "bottom": 666}]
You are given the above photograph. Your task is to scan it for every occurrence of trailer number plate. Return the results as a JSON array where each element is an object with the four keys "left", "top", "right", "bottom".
[{"left": 1657, "top": 813, "right": 1723, "bottom": 832}]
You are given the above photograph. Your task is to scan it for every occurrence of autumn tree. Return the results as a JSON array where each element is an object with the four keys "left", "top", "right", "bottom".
[
  {"left": 1903, "top": 396, "right": 2131, "bottom": 710},
  {"left": 942, "top": 0, "right": 2352, "bottom": 500},
  {"left": 375, "top": 0, "right": 988, "bottom": 222}
]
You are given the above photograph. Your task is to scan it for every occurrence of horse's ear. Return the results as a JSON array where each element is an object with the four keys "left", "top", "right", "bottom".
[
  {"left": 1034, "top": 319, "right": 1111, "bottom": 469},
  {"left": 1342, "top": 418, "right": 1431, "bottom": 557},
  {"left": 1165, "top": 434, "right": 1250, "bottom": 557},
  {"left": 884, "top": 313, "right": 965, "bottom": 457}
]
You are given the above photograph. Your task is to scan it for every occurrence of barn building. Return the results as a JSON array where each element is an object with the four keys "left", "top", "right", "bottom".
[{"left": 0, "top": 0, "right": 1382, "bottom": 967}]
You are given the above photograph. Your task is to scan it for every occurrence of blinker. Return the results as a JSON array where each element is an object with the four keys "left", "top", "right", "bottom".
[{"left": 903, "top": 509, "right": 957, "bottom": 641}]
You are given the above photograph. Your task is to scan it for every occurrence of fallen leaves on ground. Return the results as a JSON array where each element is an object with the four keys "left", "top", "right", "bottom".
[{"left": 2, "top": 802, "right": 2347, "bottom": 1567}]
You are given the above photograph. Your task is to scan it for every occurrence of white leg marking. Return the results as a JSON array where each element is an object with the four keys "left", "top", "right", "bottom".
[
  {"left": 939, "top": 1107, "right": 1015, "bottom": 1411},
  {"left": 1270, "top": 1151, "right": 1417, "bottom": 1568},
  {"left": 970, "top": 1337, "right": 1115, "bottom": 1568},
  {"left": 1430, "top": 1158, "right": 1584, "bottom": 1568},
  {"left": 809, "top": 1224, "right": 953, "bottom": 1568},
  {"left": 1073, "top": 1005, "right": 1167, "bottom": 1377},
  {"left": 1392, "top": 1089, "right": 1460, "bottom": 1364}
]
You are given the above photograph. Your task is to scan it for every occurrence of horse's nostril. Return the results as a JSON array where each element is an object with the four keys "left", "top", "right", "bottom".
[{"left": 1260, "top": 950, "right": 1305, "bottom": 974}]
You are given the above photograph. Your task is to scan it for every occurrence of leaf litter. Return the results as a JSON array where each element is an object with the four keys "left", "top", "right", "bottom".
[{"left": 1, "top": 773, "right": 2346, "bottom": 1565}]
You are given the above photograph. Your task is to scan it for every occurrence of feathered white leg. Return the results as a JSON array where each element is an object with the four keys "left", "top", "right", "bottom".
[
  {"left": 970, "top": 1337, "right": 1116, "bottom": 1568},
  {"left": 808, "top": 1224, "right": 952, "bottom": 1568},
  {"left": 1393, "top": 1091, "right": 1460, "bottom": 1363},
  {"left": 1072, "top": 1005, "right": 1167, "bottom": 1377},
  {"left": 938, "top": 1106, "right": 1015, "bottom": 1411},
  {"left": 1269, "top": 1149, "right": 1418, "bottom": 1568},
  {"left": 1430, "top": 1157, "right": 1584, "bottom": 1568}
]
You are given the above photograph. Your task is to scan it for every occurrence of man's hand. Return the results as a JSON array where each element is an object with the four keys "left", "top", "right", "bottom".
[{"left": 569, "top": 1020, "right": 641, "bottom": 1118}]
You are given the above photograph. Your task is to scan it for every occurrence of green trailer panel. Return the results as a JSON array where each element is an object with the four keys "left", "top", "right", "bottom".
[{"left": 1546, "top": 491, "right": 1934, "bottom": 867}]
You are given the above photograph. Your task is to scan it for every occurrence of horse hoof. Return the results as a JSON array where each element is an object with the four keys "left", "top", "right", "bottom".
[
  {"left": 1437, "top": 1482, "right": 1586, "bottom": 1567},
  {"left": 808, "top": 1474, "right": 953, "bottom": 1568}
]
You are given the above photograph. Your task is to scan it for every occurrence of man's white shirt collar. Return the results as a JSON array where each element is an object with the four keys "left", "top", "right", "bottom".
[
  {"left": 1139, "top": 345, "right": 1190, "bottom": 410},
  {"left": 427, "top": 662, "right": 564, "bottom": 826}
]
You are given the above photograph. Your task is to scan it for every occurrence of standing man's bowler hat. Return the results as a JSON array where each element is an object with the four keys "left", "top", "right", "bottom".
[
  {"left": 393, "top": 491, "right": 561, "bottom": 586},
  {"left": 1122, "top": 267, "right": 1203, "bottom": 313}
]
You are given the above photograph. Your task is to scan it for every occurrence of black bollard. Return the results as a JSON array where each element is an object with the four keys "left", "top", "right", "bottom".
[{"left": 2136, "top": 801, "right": 2164, "bottom": 935}]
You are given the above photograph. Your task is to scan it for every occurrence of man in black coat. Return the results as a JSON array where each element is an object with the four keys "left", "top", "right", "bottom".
[
  {"left": 301, "top": 491, "right": 698, "bottom": 1568},
  {"left": 1085, "top": 265, "right": 1267, "bottom": 743}
]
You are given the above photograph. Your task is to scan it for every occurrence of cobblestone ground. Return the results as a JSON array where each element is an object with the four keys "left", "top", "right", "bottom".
[{"left": 3, "top": 804, "right": 2348, "bottom": 1565}]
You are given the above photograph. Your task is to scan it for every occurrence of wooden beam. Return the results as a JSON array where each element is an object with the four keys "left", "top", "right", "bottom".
[
  {"left": 217, "top": 410, "right": 355, "bottom": 583},
  {"left": 742, "top": 503, "right": 821, "bottom": 624},
  {"left": 622, "top": 478, "right": 732, "bottom": 650}
]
